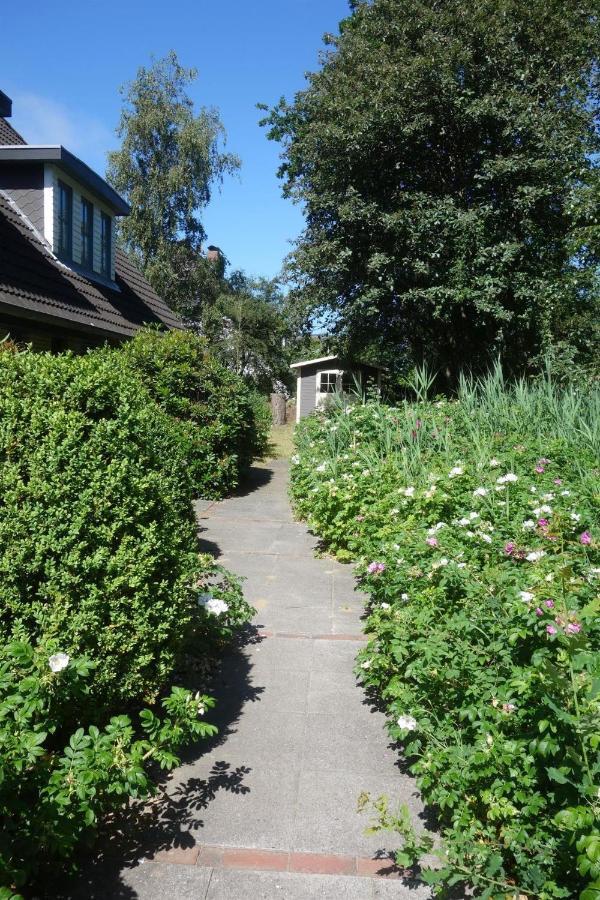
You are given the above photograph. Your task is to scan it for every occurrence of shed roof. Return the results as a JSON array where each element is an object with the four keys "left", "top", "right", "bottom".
[{"left": 290, "top": 353, "right": 386, "bottom": 371}]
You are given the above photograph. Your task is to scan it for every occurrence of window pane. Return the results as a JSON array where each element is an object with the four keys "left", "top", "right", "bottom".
[
  {"left": 100, "top": 212, "right": 111, "bottom": 277},
  {"left": 57, "top": 181, "right": 72, "bottom": 258},
  {"left": 320, "top": 372, "right": 337, "bottom": 393},
  {"left": 80, "top": 199, "right": 93, "bottom": 268}
]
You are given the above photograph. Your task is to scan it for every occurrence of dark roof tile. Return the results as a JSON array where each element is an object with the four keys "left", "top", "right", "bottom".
[
  {"left": 0, "top": 192, "right": 182, "bottom": 338},
  {"left": 0, "top": 117, "right": 26, "bottom": 146}
]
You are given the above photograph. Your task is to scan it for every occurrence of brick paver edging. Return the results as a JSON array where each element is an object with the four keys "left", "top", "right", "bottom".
[
  {"left": 151, "top": 845, "right": 405, "bottom": 879},
  {"left": 257, "top": 629, "right": 368, "bottom": 642}
]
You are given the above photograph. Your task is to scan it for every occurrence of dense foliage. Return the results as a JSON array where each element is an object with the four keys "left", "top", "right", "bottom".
[
  {"left": 202, "top": 271, "right": 295, "bottom": 394},
  {"left": 0, "top": 639, "right": 216, "bottom": 894},
  {"left": 107, "top": 51, "right": 240, "bottom": 317},
  {"left": 122, "top": 328, "right": 271, "bottom": 498},
  {"left": 0, "top": 343, "right": 257, "bottom": 892},
  {"left": 290, "top": 371, "right": 600, "bottom": 898},
  {"left": 263, "top": 0, "right": 600, "bottom": 381}
]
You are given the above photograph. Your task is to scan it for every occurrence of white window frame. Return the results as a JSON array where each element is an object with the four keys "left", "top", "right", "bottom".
[{"left": 316, "top": 369, "right": 341, "bottom": 407}]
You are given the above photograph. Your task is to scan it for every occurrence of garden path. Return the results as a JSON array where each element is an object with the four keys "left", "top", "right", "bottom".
[{"left": 59, "top": 460, "right": 430, "bottom": 900}]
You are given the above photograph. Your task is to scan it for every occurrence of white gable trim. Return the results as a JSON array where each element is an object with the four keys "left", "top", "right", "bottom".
[{"left": 290, "top": 354, "right": 338, "bottom": 369}]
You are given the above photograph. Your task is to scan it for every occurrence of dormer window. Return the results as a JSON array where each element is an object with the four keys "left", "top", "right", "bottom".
[
  {"left": 57, "top": 180, "right": 73, "bottom": 259},
  {"left": 80, "top": 197, "right": 93, "bottom": 269},
  {"left": 100, "top": 212, "right": 111, "bottom": 278}
]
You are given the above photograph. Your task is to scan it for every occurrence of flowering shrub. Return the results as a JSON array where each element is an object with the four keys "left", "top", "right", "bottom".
[
  {"left": 291, "top": 372, "right": 600, "bottom": 899},
  {"left": 0, "top": 638, "right": 216, "bottom": 894},
  {"left": 122, "top": 328, "right": 271, "bottom": 498}
]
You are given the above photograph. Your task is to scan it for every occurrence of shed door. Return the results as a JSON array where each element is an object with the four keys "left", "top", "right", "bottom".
[{"left": 316, "top": 370, "right": 340, "bottom": 408}]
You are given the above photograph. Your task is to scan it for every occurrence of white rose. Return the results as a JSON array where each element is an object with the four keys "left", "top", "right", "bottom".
[
  {"left": 48, "top": 652, "right": 70, "bottom": 673},
  {"left": 200, "top": 596, "right": 229, "bottom": 616},
  {"left": 397, "top": 715, "right": 417, "bottom": 731},
  {"left": 526, "top": 550, "right": 545, "bottom": 562}
]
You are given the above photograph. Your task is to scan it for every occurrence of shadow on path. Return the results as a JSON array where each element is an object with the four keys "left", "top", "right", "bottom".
[
  {"left": 231, "top": 464, "right": 274, "bottom": 497},
  {"left": 41, "top": 637, "right": 263, "bottom": 899}
]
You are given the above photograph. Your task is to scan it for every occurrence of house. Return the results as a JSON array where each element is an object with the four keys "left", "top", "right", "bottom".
[
  {"left": 291, "top": 354, "right": 384, "bottom": 422},
  {"left": 0, "top": 90, "right": 181, "bottom": 351}
]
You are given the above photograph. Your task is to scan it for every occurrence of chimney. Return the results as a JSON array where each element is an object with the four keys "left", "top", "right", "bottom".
[
  {"left": 0, "top": 91, "right": 12, "bottom": 118},
  {"left": 207, "top": 245, "right": 221, "bottom": 263}
]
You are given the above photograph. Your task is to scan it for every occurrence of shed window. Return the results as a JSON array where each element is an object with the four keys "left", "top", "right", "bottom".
[
  {"left": 318, "top": 371, "right": 338, "bottom": 394},
  {"left": 57, "top": 181, "right": 73, "bottom": 259},
  {"left": 341, "top": 371, "right": 357, "bottom": 394},
  {"left": 100, "top": 212, "right": 112, "bottom": 277}
]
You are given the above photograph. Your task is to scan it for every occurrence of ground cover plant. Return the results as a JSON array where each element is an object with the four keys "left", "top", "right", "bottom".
[
  {"left": 290, "top": 368, "right": 600, "bottom": 899},
  {"left": 122, "top": 328, "right": 271, "bottom": 498},
  {"left": 0, "top": 344, "right": 256, "bottom": 893}
]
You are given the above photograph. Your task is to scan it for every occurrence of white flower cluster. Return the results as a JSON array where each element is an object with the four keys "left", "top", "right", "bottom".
[
  {"left": 497, "top": 473, "right": 518, "bottom": 484},
  {"left": 427, "top": 522, "right": 446, "bottom": 535},
  {"left": 458, "top": 512, "right": 479, "bottom": 526},
  {"left": 526, "top": 550, "right": 545, "bottom": 563},
  {"left": 473, "top": 487, "right": 488, "bottom": 497},
  {"left": 448, "top": 465, "right": 464, "bottom": 478}
]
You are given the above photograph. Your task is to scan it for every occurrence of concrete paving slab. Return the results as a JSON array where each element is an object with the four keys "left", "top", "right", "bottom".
[
  {"left": 292, "top": 768, "right": 425, "bottom": 857},
  {"left": 120, "top": 862, "right": 213, "bottom": 899},
  {"left": 56, "top": 459, "right": 431, "bottom": 898},
  {"left": 301, "top": 712, "right": 396, "bottom": 775},
  {"left": 185, "top": 764, "right": 299, "bottom": 850},
  {"left": 311, "top": 638, "right": 365, "bottom": 672},
  {"left": 205, "top": 868, "right": 375, "bottom": 900}
]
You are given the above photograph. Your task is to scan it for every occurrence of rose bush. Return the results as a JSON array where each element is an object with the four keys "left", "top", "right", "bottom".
[
  {"left": 290, "top": 370, "right": 599, "bottom": 899},
  {"left": 0, "top": 638, "right": 217, "bottom": 895}
]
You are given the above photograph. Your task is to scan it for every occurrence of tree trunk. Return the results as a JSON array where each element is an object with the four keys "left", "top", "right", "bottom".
[{"left": 270, "top": 393, "right": 286, "bottom": 425}]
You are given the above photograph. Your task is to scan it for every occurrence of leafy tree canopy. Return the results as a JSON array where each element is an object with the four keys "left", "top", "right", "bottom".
[
  {"left": 262, "top": 0, "right": 600, "bottom": 382},
  {"left": 108, "top": 51, "right": 239, "bottom": 317},
  {"left": 202, "top": 271, "right": 298, "bottom": 393}
]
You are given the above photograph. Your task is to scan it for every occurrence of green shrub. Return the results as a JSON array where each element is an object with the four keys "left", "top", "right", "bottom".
[
  {"left": 121, "top": 328, "right": 270, "bottom": 498},
  {"left": 290, "top": 372, "right": 600, "bottom": 899},
  {"left": 0, "top": 345, "right": 257, "bottom": 893},
  {"left": 0, "top": 637, "right": 216, "bottom": 894},
  {"left": 0, "top": 348, "right": 253, "bottom": 711}
]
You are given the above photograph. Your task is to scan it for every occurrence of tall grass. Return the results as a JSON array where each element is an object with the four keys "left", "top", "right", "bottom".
[{"left": 297, "top": 365, "right": 600, "bottom": 488}]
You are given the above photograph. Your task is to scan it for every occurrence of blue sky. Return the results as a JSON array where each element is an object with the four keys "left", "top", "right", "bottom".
[{"left": 1, "top": 0, "right": 350, "bottom": 280}]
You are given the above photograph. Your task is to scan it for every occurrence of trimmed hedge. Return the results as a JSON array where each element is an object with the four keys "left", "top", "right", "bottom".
[
  {"left": 0, "top": 348, "right": 203, "bottom": 710},
  {"left": 0, "top": 340, "right": 258, "bottom": 893},
  {"left": 121, "top": 328, "right": 271, "bottom": 498}
]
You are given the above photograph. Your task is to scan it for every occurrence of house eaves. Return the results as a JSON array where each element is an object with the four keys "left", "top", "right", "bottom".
[{"left": 0, "top": 145, "right": 130, "bottom": 215}]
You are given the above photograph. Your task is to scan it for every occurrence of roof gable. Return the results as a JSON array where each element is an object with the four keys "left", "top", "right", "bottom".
[{"left": 0, "top": 191, "right": 182, "bottom": 339}]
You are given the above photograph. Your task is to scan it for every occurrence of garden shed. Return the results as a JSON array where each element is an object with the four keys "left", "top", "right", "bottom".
[{"left": 290, "top": 354, "right": 384, "bottom": 422}]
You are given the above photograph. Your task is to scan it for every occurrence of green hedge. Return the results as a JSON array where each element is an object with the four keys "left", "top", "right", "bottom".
[
  {"left": 0, "top": 342, "right": 257, "bottom": 893},
  {"left": 290, "top": 373, "right": 600, "bottom": 900},
  {"left": 0, "top": 347, "right": 255, "bottom": 712},
  {"left": 122, "top": 329, "right": 271, "bottom": 498}
]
